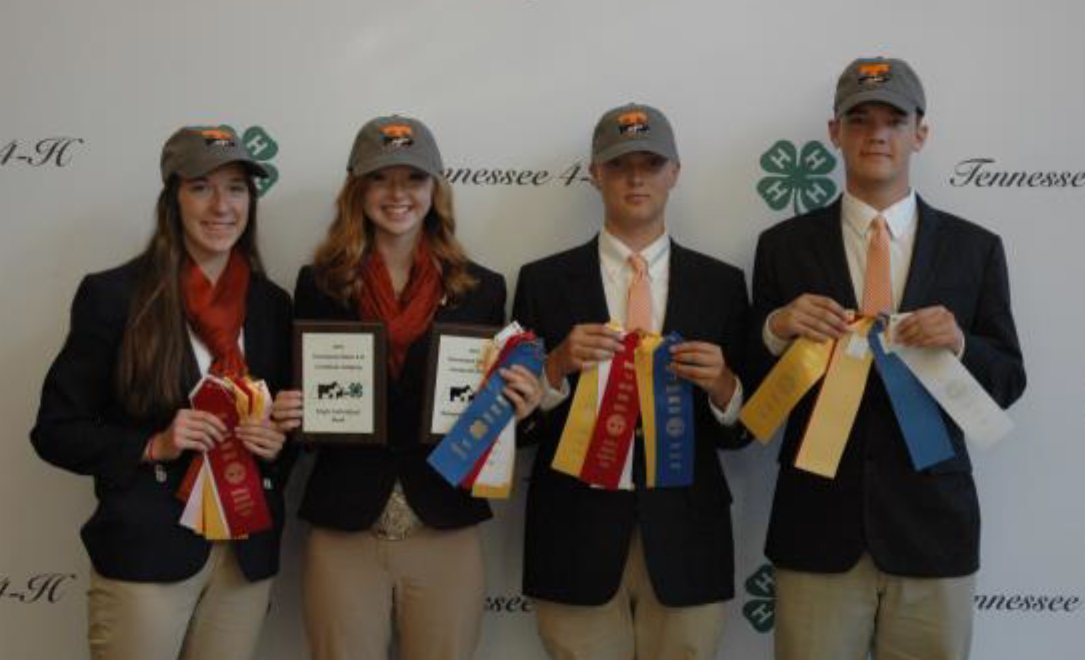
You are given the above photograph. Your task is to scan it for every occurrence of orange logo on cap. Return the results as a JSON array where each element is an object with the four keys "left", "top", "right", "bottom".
[
  {"left": 198, "top": 128, "right": 233, "bottom": 141},
  {"left": 196, "top": 128, "right": 235, "bottom": 147},
  {"left": 617, "top": 111, "right": 650, "bottom": 136},
  {"left": 857, "top": 63, "right": 891, "bottom": 85},
  {"left": 380, "top": 123, "right": 414, "bottom": 148}
]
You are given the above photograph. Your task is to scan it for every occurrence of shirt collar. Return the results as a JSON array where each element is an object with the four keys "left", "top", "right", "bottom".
[
  {"left": 598, "top": 226, "right": 670, "bottom": 282},
  {"left": 841, "top": 189, "right": 917, "bottom": 240}
]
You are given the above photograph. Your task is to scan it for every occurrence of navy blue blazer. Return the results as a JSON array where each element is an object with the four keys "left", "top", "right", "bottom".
[
  {"left": 513, "top": 236, "right": 751, "bottom": 607},
  {"left": 32, "top": 257, "right": 295, "bottom": 582},
  {"left": 294, "top": 262, "right": 507, "bottom": 531},
  {"left": 748, "top": 196, "right": 1026, "bottom": 577}
]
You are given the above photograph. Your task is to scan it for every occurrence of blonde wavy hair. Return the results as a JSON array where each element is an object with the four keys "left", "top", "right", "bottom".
[{"left": 312, "top": 173, "right": 477, "bottom": 306}]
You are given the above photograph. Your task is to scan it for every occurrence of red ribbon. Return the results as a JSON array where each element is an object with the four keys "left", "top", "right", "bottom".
[
  {"left": 179, "top": 377, "right": 272, "bottom": 537},
  {"left": 579, "top": 333, "right": 641, "bottom": 489}
]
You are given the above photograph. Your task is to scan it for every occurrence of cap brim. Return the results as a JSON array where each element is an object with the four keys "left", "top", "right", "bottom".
[
  {"left": 348, "top": 152, "right": 443, "bottom": 180},
  {"left": 592, "top": 140, "right": 678, "bottom": 165},
  {"left": 172, "top": 154, "right": 269, "bottom": 181},
  {"left": 836, "top": 90, "right": 922, "bottom": 117}
]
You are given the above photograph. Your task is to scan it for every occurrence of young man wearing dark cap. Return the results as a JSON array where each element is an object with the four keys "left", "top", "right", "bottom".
[
  {"left": 512, "top": 104, "right": 750, "bottom": 660},
  {"left": 749, "top": 57, "right": 1026, "bottom": 660}
]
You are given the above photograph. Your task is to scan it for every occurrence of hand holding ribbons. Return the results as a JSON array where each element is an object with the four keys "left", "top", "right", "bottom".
[
  {"left": 894, "top": 305, "right": 964, "bottom": 354},
  {"left": 669, "top": 341, "right": 738, "bottom": 410},
  {"left": 552, "top": 328, "right": 698, "bottom": 490},
  {"left": 500, "top": 364, "right": 543, "bottom": 421},
  {"left": 269, "top": 389, "right": 304, "bottom": 433},
  {"left": 544, "top": 323, "right": 624, "bottom": 387},
  {"left": 742, "top": 308, "right": 1012, "bottom": 480},
  {"left": 175, "top": 375, "right": 275, "bottom": 540},
  {"left": 769, "top": 293, "right": 853, "bottom": 343},
  {"left": 146, "top": 409, "right": 227, "bottom": 462},
  {"left": 427, "top": 323, "right": 545, "bottom": 498}
]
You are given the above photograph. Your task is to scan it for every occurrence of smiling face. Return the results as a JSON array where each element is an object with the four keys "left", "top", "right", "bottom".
[
  {"left": 361, "top": 165, "right": 435, "bottom": 244},
  {"left": 829, "top": 102, "right": 928, "bottom": 205},
  {"left": 177, "top": 162, "right": 251, "bottom": 269},
  {"left": 590, "top": 151, "right": 679, "bottom": 236}
]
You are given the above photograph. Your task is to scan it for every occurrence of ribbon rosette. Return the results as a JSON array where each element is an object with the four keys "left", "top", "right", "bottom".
[
  {"left": 740, "top": 313, "right": 1014, "bottom": 479},
  {"left": 177, "top": 375, "right": 273, "bottom": 539},
  {"left": 427, "top": 323, "right": 545, "bottom": 499},
  {"left": 551, "top": 328, "right": 696, "bottom": 490}
]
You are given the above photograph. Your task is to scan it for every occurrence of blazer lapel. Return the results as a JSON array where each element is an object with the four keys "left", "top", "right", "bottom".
[
  {"left": 242, "top": 276, "right": 270, "bottom": 379},
  {"left": 662, "top": 240, "right": 696, "bottom": 335},
  {"left": 564, "top": 237, "right": 610, "bottom": 325},
  {"left": 899, "top": 196, "right": 945, "bottom": 312}
]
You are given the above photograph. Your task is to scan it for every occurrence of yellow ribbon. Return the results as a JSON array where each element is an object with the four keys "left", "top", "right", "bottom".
[
  {"left": 551, "top": 366, "right": 599, "bottom": 477},
  {"left": 793, "top": 318, "right": 875, "bottom": 478},
  {"left": 472, "top": 480, "right": 512, "bottom": 499},
  {"left": 740, "top": 337, "right": 834, "bottom": 442},
  {"left": 201, "top": 467, "right": 231, "bottom": 540},
  {"left": 634, "top": 333, "right": 664, "bottom": 487}
]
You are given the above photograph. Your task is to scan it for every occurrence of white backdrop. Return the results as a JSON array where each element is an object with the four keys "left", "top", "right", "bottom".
[{"left": 2, "top": 1, "right": 1083, "bottom": 658}]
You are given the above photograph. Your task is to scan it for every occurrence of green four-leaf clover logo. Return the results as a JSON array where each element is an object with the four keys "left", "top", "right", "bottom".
[
  {"left": 757, "top": 140, "right": 837, "bottom": 215},
  {"left": 743, "top": 563, "right": 775, "bottom": 633},
  {"left": 223, "top": 125, "right": 279, "bottom": 197}
]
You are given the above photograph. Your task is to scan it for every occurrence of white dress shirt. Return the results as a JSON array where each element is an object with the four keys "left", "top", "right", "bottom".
[
  {"left": 541, "top": 227, "right": 743, "bottom": 425},
  {"left": 763, "top": 191, "right": 920, "bottom": 356}
]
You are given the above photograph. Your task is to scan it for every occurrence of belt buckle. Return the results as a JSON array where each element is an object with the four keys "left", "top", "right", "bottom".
[
  {"left": 371, "top": 513, "right": 420, "bottom": 541},
  {"left": 370, "top": 484, "right": 421, "bottom": 541}
]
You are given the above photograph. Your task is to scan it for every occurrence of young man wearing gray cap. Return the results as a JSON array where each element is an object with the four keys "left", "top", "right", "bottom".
[
  {"left": 512, "top": 104, "right": 750, "bottom": 660},
  {"left": 749, "top": 57, "right": 1025, "bottom": 660}
]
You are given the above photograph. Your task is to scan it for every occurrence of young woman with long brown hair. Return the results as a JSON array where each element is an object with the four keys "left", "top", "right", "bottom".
[
  {"left": 273, "top": 115, "right": 541, "bottom": 660},
  {"left": 32, "top": 126, "right": 294, "bottom": 660}
]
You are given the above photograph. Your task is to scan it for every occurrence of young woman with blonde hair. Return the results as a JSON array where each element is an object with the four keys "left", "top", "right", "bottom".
[{"left": 274, "top": 115, "right": 540, "bottom": 660}]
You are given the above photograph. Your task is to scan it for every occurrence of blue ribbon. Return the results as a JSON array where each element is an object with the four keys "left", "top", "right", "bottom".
[
  {"left": 654, "top": 333, "right": 695, "bottom": 487},
  {"left": 427, "top": 339, "right": 544, "bottom": 486},
  {"left": 867, "top": 320, "right": 955, "bottom": 471}
]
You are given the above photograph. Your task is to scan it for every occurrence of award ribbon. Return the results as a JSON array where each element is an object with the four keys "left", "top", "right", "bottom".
[
  {"left": 470, "top": 422, "right": 516, "bottom": 499},
  {"left": 201, "top": 463, "right": 230, "bottom": 540},
  {"left": 867, "top": 319, "right": 956, "bottom": 470},
  {"left": 203, "top": 426, "right": 272, "bottom": 537},
  {"left": 740, "top": 337, "right": 834, "bottom": 442},
  {"left": 457, "top": 334, "right": 522, "bottom": 490},
  {"left": 794, "top": 318, "right": 875, "bottom": 478},
  {"left": 427, "top": 338, "right": 544, "bottom": 487},
  {"left": 605, "top": 357, "right": 636, "bottom": 491},
  {"left": 551, "top": 365, "right": 600, "bottom": 478},
  {"left": 181, "top": 375, "right": 272, "bottom": 538},
  {"left": 888, "top": 316, "right": 1014, "bottom": 448},
  {"left": 647, "top": 333, "right": 695, "bottom": 487},
  {"left": 580, "top": 333, "right": 641, "bottom": 489},
  {"left": 634, "top": 334, "right": 663, "bottom": 487}
]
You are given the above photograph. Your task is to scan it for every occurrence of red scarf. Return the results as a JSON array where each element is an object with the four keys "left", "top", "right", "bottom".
[
  {"left": 358, "top": 240, "right": 442, "bottom": 378},
  {"left": 182, "top": 250, "right": 250, "bottom": 377}
]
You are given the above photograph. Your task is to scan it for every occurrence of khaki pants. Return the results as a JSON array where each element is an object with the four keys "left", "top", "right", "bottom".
[
  {"left": 87, "top": 543, "right": 272, "bottom": 660},
  {"left": 534, "top": 531, "right": 725, "bottom": 660},
  {"left": 303, "top": 525, "right": 485, "bottom": 660},
  {"left": 774, "top": 554, "right": 976, "bottom": 660}
]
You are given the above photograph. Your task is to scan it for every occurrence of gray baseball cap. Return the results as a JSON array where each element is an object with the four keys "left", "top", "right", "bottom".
[
  {"left": 591, "top": 103, "right": 679, "bottom": 164},
  {"left": 834, "top": 57, "right": 926, "bottom": 117},
  {"left": 346, "top": 115, "right": 444, "bottom": 179},
  {"left": 160, "top": 126, "right": 268, "bottom": 183}
]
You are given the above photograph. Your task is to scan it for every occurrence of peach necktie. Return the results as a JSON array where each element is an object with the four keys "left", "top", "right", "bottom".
[
  {"left": 626, "top": 253, "right": 651, "bottom": 332},
  {"left": 861, "top": 215, "right": 892, "bottom": 316}
]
